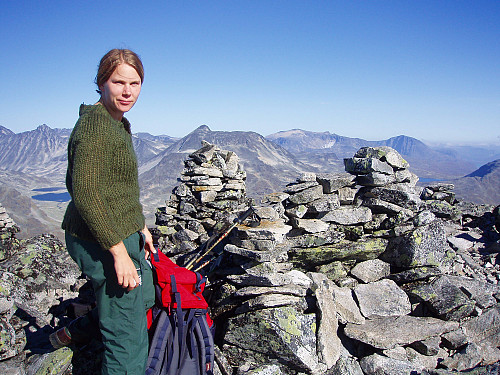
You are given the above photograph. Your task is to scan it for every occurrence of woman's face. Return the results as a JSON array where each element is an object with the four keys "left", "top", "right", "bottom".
[{"left": 99, "top": 63, "right": 142, "bottom": 121}]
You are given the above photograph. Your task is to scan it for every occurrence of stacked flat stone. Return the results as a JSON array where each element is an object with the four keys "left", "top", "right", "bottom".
[
  {"left": 344, "top": 146, "right": 418, "bottom": 188},
  {"left": 0, "top": 204, "right": 20, "bottom": 262},
  {"left": 218, "top": 146, "right": 500, "bottom": 373},
  {"left": 421, "top": 182, "right": 456, "bottom": 203},
  {"left": 0, "top": 204, "right": 17, "bottom": 231},
  {"left": 154, "top": 141, "right": 249, "bottom": 256}
]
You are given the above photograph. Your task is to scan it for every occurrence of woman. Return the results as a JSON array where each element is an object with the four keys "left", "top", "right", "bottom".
[{"left": 58, "top": 48, "right": 155, "bottom": 375}]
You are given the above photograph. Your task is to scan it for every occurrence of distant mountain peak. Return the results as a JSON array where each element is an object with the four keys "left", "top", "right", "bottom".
[
  {"left": 194, "top": 125, "right": 211, "bottom": 133},
  {"left": 36, "top": 124, "right": 51, "bottom": 132},
  {"left": 0, "top": 126, "right": 15, "bottom": 137},
  {"left": 267, "top": 129, "right": 336, "bottom": 139},
  {"left": 465, "top": 159, "right": 500, "bottom": 178}
]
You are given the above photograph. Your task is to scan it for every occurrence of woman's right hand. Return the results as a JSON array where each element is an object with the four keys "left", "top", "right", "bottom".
[{"left": 109, "top": 241, "right": 140, "bottom": 291}]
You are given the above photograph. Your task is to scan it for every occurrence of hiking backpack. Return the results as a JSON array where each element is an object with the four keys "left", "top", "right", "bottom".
[{"left": 146, "top": 250, "right": 214, "bottom": 375}]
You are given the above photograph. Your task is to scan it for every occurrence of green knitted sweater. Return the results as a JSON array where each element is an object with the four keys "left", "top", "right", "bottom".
[{"left": 62, "top": 104, "right": 145, "bottom": 249}]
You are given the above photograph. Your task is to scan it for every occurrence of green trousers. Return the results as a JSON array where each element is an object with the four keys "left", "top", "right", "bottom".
[{"left": 66, "top": 231, "right": 155, "bottom": 375}]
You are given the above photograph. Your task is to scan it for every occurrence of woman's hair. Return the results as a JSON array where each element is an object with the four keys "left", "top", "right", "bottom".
[{"left": 95, "top": 49, "right": 144, "bottom": 94}]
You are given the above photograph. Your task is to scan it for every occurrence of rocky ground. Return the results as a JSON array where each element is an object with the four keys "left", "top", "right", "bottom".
[{"left": 1, "top": 143, "right": 500, "bottom": 374}]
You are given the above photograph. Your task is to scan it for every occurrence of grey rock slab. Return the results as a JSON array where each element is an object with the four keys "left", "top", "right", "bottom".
[
  {"left": 288, "top": 185, "right": 324, "bottom": 205},
  {"left": 394, "top": 169, "right": 419, "bottom": 185},
  {"left": 410, "top": 335, "right": 441, "bottom": 356},
  {"left": 441, "top": 328, "right": 468, "bottom": 350},
  {"left": 261, "top": 192, "right": 289, "bottom": 204},
  {"left": 446, "top": 275, "right": 500, "bottom": 309},
  {"left": 227, "top": 262, "right": 290, "bottom": 287},
  {"left": 383, "top": 346, "right": 407, "bottom": 361},
  {"left": 422, "top": 200, "right": 461, "bottom": 220},
  {"left": 381, "top": 220, "right": 448, "bottom": 268},
  {"left": 320, "top": 206, "right": 372, "bottom": 225},
  {"left": 224, "top": 244, "right": 288, "bottom": 263},
  {"left": 330, "top": 284, "right": 365, "bottom": 324},
  {"left": 442, "top": 342, "right": 482, "bottom": 372},
  {"left": 344, "top": 315, "right": 459, "bottom": 350},
  {"left": 216, "top": 190, "right": 243, "bottom": 200},
  {"left": 254, "top": 207, "right": 281, "bottom": 222},
  {"left": 25, "top": 348, "right": 73, "bottom": 375},
  {"left": 285, "top": 204, "right": 308, "bottom": 219},
  {"left": 455, "top": 200, "right": 494, "bottom": 218},
  {"left": 240, "top": 364, "right": 283, "bottom": 375},
  {"left": 316, "top": 173, "right": 356, "bottom": 194},
  {"left": 354, "top": 279, "right": 411, "bottom": 318},
  {"left": 405, "top": 346, "right": 449, "bottom": 371},
  {"left": 235, "top": 293, "right": 304, "bottom": 314},
  {"left": 0, "top": 297, "right": 14, "bottom": 315},
  {"left": 409, "top": 275, "right": 476, "bottom": 321},
  {"left": 290, "top": 218, "right": 330, "bottom": 233},
  {"left": 172, "top": 228, "right": 199, "bottom": 243},
  {"left": 316, "top": 261, "right": 348, "bottom": 282},
  {"left": 191, "top": 184, "right": 224, "bottom": 192},
  {"left": 236, "top": 220, "right": 292, "bottom": 243},
  {"left": 344, "top": 157, "right": 394, "bottom": 175},
  {"left": 188, "top": 141, "right": 217, "bottom": 164},
  {"left": 184, "top": 166, "right": 224, "bottom": 177},
  {"left": 307, "top": 194, "right": 341, "bottom": 215},
  {"left": 365, "top": 186, "right": 422, "bottom": 210},
  {"left": 285, "top": 229, "right": 345, "bottom": 249},
  {"left": 447, "top": 236, "right": 475, "bottom": 251},
  {"left": 413, "top": 210, "right": 436, "bottom": 226},
  {"left": 462, "top": 306, "right": 500, "bottom": 348},
  {"left": 0, "top": 318, "right": 16, "bottom": 360},
  {"left": 356, "top": 172, "right": 397, "bottom": 187},
  {"left": 354, "top": 146, "right": 410, "bottom": 170},
  {"left": 389, "top": 266, "right": 442, "bottom": 285},
  {"left": 362, "top": 197, "right": 414, "bottom": 216},
  {"left": 227, "top": 263, "right": 311, "bottom": 288},
  {"left": 283, "top": 181, "right": 319, "bottom": 194},
  {"left": 350, "top": 259, "right": 391, "bottom": 283},
  {"left": 173, "top": 183, "right": 194, "bottom": 197},
  {"left": 285, "top": 270, "right": 313, "bottom": 288},
  {"left": 0, "top": 359, "right": 26, "bottom": 375},
  {"left": 196, "top": 177, "right": 222, "bottom": 186},
  {"left": 233, "top": 239, "right": 277, "bottom": 252},
  {"left": 338, "top": 186, "right": 359, "bottom": 205},
  {"left": 290, "top": 238, "right": 388, "bottom": 267},
  {"left": 308, "top": 272, "right": 341, "bottom": 368},
  {"left": 298, "top": 172, "right": 317, "bottom": 182},
  {"left": 223, "top": 306, "right": 327, "bottom": 374},
  {"left": 223, "top": 181, "right": 246, "bottom": 190},
  {"left": 426, "top": 183, "right": 455, "bottom": 192},
  {"left": 359, "top": 353, "right": 422, "bottom": 375},
  {"left": 234, "top": 284, "right": 308, "bottom": 298},
  {"left": 328, "top": 355, "right": 364, "bottom": 375},
  {"left": 199, "top": 190, "right": 218, "bottom": 203}
]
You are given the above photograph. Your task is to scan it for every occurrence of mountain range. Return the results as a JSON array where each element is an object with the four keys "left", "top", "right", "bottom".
[{"left": 0, "top": 124, "right": 498, "bottom": 238}]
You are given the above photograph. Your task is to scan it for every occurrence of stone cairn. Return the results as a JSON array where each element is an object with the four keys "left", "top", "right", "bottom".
[
  {"left": 154, "top": 140, "right": 251, "bottom": 260},
  {"left": 154, "top": 143, "right": 500, "bottom": 375},
  {"left": 0, "top": 203, "right": 20, "bottom": 262}
]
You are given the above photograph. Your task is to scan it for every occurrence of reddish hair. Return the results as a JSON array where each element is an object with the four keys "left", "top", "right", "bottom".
[{"left": 95, "top": 49, "right": 144, "bottom": 94}]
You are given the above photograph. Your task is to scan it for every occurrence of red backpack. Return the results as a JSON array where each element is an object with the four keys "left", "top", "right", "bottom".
[{"left": 146, "top": 250, "right": 214, "bottom": 375}]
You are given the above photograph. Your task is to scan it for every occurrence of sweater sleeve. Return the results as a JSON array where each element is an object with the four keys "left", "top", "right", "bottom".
[{"left": 70, "top": 111, "right": 127, "bottom": 249}]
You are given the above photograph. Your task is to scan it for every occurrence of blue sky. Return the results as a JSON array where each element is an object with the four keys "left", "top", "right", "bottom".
[{"left": 2, "top": 0, "right": 499, "bottom": 144}]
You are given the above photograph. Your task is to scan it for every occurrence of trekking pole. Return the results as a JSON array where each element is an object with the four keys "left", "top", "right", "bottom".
[{"left": 185, "top": 206, "right": 258, "bottom": 271}]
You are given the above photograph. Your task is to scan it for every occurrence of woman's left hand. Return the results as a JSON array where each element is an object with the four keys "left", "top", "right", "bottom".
[{"left": 142, "top": 225, "right": 156, "bottom": 260}]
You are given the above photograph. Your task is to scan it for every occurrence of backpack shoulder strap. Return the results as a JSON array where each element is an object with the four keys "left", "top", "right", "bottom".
[
  {"left": 145, "top": 310, "right": 173, "bottom": 375},
  {"left": 193, "top": 311, "right": 215, "bottom": 375}
]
